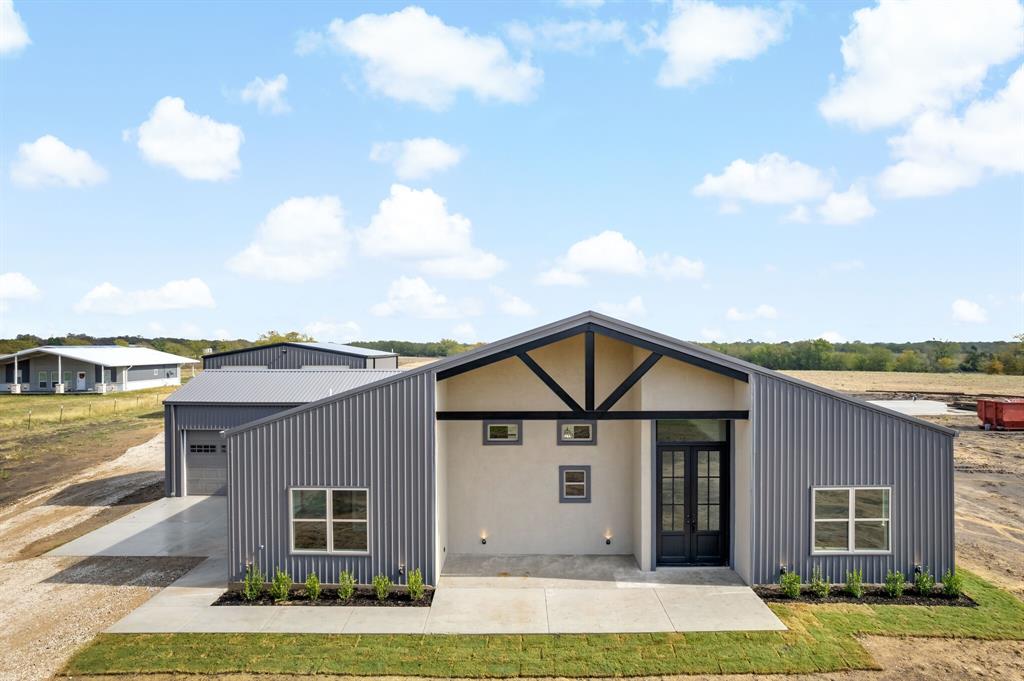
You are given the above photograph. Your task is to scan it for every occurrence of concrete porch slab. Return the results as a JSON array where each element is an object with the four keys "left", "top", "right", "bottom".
[
  {"left": 426, "top": 587, "right": 548, "bottom": 634},
  {"left": 656, "top": 586, "right": 786, "bottom": 631},
  {"left": 342, "top": 607, "right": 430, "bottom": 634},
  {"left": 545, "top": 587, "right": 673, "bottom": 633}
]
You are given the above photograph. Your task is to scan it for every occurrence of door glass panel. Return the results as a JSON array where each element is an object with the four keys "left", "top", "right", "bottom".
[
  {"left": 672, "top": 450, "right": 685, "bottom": 474},
  {"left": 709, "top": 482, "right": 720, "bottom": 504},
  {"left": 661, "top": 505, "right": 674, "bottom": 531},
  {"left": 697, "top": 504, "right": 708, "bottom": 530},
  {"left": 661, "top": 478, "right": 673, "bottom": 501},
  {"left": 673, "top": 480, "right": 685, "bottom": 504},
  {"left": 662, "top": 454, "right": 674, "bottom": 478},
  {"left": 672, "top": 505, "right": 686, "bottom": 530},
  {"left": 698, "top": 451, "right": 708, "bottom": 476},
  {"left": 708, "top": 505, "right": 719, "bottom": 531},
  {"left": 709, "top": 451, "right": 720, "bottom": 476},
  {"left": 698, "top": 477, "right": 708, "bottom": 503}
]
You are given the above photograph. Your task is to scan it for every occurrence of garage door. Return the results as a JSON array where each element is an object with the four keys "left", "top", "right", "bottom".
[{"left": 185, "top": 430, "right": 227, "bottom": 495}]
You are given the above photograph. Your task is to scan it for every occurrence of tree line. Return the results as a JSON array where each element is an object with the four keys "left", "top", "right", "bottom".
[{"left": 1, "top": 332, "right": 1020, "bottom": 375}]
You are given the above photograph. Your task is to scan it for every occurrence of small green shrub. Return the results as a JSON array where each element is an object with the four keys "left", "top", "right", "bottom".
[
  {"left": 884, "top": 570, "right": 905, "bottom": 598},
  {"left": 242, "top": 563, "right": 265, "bottom": 602},
  {"left": 338, "top": 570, "right": 355, "bottom": 601},
  {"left": 779, "top": 570, "right": 801, "bottom": 598},
  {"left": 809, "top": 567, "right": 831, "bottom": 598},
  {"left": 372, "top": 574, "right": 392, "bottom": 601},
  {"left": 269, "top": 568, "right": 292, "bottom": 602},
  {"left": 942, "top": 569, "right": 964, "bottom": 598},
  {"left": 845, "top": 568, "right": 863, "bottom": 599},
  {"left": 914, "top": 567, "right": 936, "bottom": 595},
  {"left": 305, "top": 572, "right": 321, "bottom": 602},
  {"left": 407, "top": 568, "right": 425, "bottom": 601}
]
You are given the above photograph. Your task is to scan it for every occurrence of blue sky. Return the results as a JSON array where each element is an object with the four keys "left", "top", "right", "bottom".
[{"left": 1, "top": 0, "right": 1021, "bottom": 344}]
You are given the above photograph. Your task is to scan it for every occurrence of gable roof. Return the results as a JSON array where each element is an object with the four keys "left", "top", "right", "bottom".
[
  {"left": 203, "top": 341, "right": 397, "bottom": 360},
  {"left": 225, "top": 311, "right": 956, "bottom": 436},
  {"left": 165, "top": 368, "right": 403, "bottom": 405},
  {"left": 0, "top": 345, "right": 199, "bottom": 367}
]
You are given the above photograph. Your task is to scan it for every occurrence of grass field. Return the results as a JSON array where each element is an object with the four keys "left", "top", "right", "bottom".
[
  {"left": 61, "top": 572, "right": 1023, "bottom": 678},
  {"left": 784, "top": 370, "right": 1023, "bottom": 397}
]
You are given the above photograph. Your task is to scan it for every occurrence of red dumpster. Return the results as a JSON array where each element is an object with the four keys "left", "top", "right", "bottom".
[{"left": 977, "top": 398, "right": 1024, "bottom": 430}]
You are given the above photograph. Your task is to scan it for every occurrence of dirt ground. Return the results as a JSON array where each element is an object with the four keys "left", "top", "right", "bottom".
[
  {"left": 784, "top": 370, "right": 1023, "bottom": 397},
  {"left": 0, "top": 433, "right": 199, "bottom": 681}
]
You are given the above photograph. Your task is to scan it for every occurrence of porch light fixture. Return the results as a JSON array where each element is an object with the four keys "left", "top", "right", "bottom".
[
  {"left": 480, "top": 531, "right": 487, "bottom": 545},
  {"left": 779, "top": 565, "right": 787, "bottom": 576},
  {"left": 605, "top": 531, "right": 613, "bottom": 545},
  {"left": 914, "top": 564, "right": 923, "bottom": 575}
]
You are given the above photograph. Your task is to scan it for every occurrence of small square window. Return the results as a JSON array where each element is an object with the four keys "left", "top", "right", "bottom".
[
  {"left": 557, "top": 420, "right": 596, "bottom": 445},
  {"left": 559, "top": 465, "right": 591, "bottom": 503},
  {"left": 483, "top": 420, "right": 522, "bottom": 445}
]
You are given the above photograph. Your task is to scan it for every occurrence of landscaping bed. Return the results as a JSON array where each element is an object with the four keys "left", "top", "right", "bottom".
[
  {"left": 754, "top": 584, "right": 976, "bottom": 607},
  {"left": 213, "top": 585, "right": 434, "bottom": 607}
]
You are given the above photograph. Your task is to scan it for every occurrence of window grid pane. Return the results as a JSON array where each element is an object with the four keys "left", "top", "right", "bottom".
[{"left": 813, "top": 488, "right": 891, "bottom": 553}]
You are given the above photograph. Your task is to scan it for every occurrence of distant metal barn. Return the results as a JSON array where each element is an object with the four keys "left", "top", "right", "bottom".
[
  {"left": 201, "top": 342, "right": 399, "bottom": 370},
  {"left": 163, "top": 368, "right": 402, "bottom": 496}
]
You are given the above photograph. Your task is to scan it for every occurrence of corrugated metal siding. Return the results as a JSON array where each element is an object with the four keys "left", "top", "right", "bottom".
[
  {"left": 165, "top": 404, "right": 293, "bottom": 496},
  {"left": 166, "top": 369, "right": 402, "bottom": 404},
  {"left": 750, "top": 373, "right": 955, "bottom": 584},
  {"left": 126, "top": 364, "right": 177, "bottom": 381},
  {"left": 205, "top": 346, "right": 367, "bottom": 370},
  {"left": 227, "top": 371, "right": 436, "bottom": 586}
]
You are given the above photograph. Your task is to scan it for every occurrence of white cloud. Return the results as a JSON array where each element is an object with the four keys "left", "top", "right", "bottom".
[
  {"left": 294, "top": 30, "right": 325, "bottom": 55},
  {"left": 0, "top": 0, "right": 30, "bottom": 55},
  {"left": 304, "top": 319, "right": 361, "bottom": 342},
  {"left": 951, "top": 298, "right": 988, "bottom": 323},
  {"left": 819, "top": 0, "right": 1023, "bottom": 130},
  {"left": 817, "top": 183, "right": 876, "bottom": 225},
  {"left": 559, "top": 0, "right": 604, "bottom": 8},
  {"left": 694, "top": 153, "right": 832, "bottom": 207},
  {"left": 240, "top": 74, "right": 290, "bottom": 114},
  {"left": 782, "top": 204, "right": 810, "bottom": 223},
  {"left": 326, "top": 6, "right": 542, "bottom": 110},
  {"left": 878, "top": 65, "right": 1024, "bottom": 197},
  {"left": 9, "top": 135, "right": 107, "bottom": 188},
  {"left": 74, "top": 278, "right": 215, "bottom": 315},
  {"left": 506, "top": 19, "right": 627, "bottom": 53},
  {"left": 133, "top": 97, "right": 243, "bottom": 181},
  {"left": 228, "top": 196, "right": 350, "bottom": 282},
  {"left": 370, "top": 276, "right": 466, "bottom": 319},
  {"left": 0, "top": 272, "right": 40, "bottom": 307},
  {"left": 597, "top": 295, "right": 646, "bottom": 321},
  {"left": 649, "top": 253, "right": 705, "bottom": 280},
  {"left": 451, "top": 322, "right": 477, "bottom": 343},
  {"left": 700, "top": 327, "right": 723, "bottom": 341},
  {"left": 830, "top": 259, "right": 864, "bottom": 272},
  {"left": 819, "top": 331, "right": 846, "bottom": 343},
  {"left": 539, "top": 230, "right": 704, "bottom": 286},
  {"left": 650, "top": 0, "right": 791, "bottom": 88},
  {"left": 491, "top": 286, "right": 536, "bottom": 316},
  {"left": 359, "top": 184, "right": 504, "bottom": 279},
  {"left": 726, "top": 304, "right": 777, "bottom": 321},
  {"left": 369, "top": 138, "right": 463, "bottom": 180}
]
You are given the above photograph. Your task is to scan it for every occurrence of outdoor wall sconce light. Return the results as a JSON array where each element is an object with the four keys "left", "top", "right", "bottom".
[
  {"left": 914, "top": 564, "right": 923, "bottom": 575},
  {"left": 604, "top": 531, "right": 613, "bottom": 545},
  {"left": 480, "top": 531, "right": 487, "bottom": 545},
  {"left": 779, "top": 565, "right": 788, "bottom": 576}
]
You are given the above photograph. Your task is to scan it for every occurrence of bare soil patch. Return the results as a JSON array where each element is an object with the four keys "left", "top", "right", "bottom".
[{"left": 784, "top": 370, "right": 1023, "bottom": 397}]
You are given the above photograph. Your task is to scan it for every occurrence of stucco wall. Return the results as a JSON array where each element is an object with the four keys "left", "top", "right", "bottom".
[{"left": 443, "top": 418, "right": 636, "bottom": 555}]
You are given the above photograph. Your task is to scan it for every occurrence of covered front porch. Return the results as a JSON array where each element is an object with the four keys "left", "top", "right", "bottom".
[{"left": 431, "top": 554, "right": 785, "bottom": 633}]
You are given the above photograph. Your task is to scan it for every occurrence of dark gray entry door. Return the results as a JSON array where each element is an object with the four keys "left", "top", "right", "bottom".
[
  {"left": 185, "top": 430, "right": 226, "bottom": 495},
  {"left": 657, "top": 445, "right": 727, "bottom": 565}
]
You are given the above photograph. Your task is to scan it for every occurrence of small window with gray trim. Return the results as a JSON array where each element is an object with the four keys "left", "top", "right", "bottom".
[
  {"left": 557, "top": 420, "right": 596, "bottom": 445},
  {"left": 483, "top": 420, "right": 522, "bottom": 445},
  {"left": 559, "top": 465, "right": 591, "bottom": 503}
]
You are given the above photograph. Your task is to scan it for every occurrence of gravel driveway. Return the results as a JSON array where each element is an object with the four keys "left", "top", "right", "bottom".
[{"left": 0, "top": 433, "right": 199, "bottom": 681}]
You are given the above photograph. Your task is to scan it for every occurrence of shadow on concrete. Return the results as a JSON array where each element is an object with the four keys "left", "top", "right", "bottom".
[
  {"left": 42, "top": 555, "right": 203, "bottom": 586},
  {"left": 44, "top": 473, "right": 163, "bottom": 507}
]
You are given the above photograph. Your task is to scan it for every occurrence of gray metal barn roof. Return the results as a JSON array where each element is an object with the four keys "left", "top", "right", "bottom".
[
  {"left": 203, "top": 341, "right": 397, "bottom": 360},
  {"left": 165, "top": 368, "right": 403, "bottom": 405},
  {"left": 0, "top": 345, "right": 198, "bottom": 366}
]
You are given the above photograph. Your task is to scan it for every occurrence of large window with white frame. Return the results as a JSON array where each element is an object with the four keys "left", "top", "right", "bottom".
[
  {"left": 289, "top": 488, "right": 369, "bottom": 554},
  {"left": 812, "top": 486, "right": 890, "bottom": 554}
]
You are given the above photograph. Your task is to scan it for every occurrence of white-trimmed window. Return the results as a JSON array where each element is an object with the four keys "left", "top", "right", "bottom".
[
  {"left": 289, "top": 488, "right": 369, "bottom": 554},
  {"left": 559, "top": 465, "right": 591, "bottom": 503},
  {"left": 557, "top": 420, "right": 596, "bottom": 445},
  {"left": 38, "top": 371, "right": 47, "bottom": 388},
  {"left": 483, "top": 420, "right": 521, "bottom": 445},
  {"left": 812, "top": 487, "right": 890, "bottom": 554}
]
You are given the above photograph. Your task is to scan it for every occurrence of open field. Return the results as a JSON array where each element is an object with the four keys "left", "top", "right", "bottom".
[{"left": 783, "top": 370, "right": 1023, "bottom": 397}]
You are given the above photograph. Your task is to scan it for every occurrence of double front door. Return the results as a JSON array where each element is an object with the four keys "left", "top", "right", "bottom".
[{"left": 657, "top": 445, "right": 727, "bottom": 565}]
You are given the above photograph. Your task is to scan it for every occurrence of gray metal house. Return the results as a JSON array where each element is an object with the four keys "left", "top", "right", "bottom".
[
  {"left": 163, "top": 368, "right": 401, "bottom": 495},
  {"left": 201, "top": 312, "right": 954, "bottom": 588},
  {"left": 202, "top": 342, "right": 399, "bottom": 370},
  {"left": 2, "top": 345, "right": 198, "bottom": 394}
]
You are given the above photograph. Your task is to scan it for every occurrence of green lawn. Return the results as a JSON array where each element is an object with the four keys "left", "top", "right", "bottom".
[{"left": 63, "top": 571, "right": 1024, "bottom": 678}]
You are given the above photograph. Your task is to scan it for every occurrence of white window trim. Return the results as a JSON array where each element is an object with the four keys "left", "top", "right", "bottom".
[
  {"left": 563, "top": 470, "right": 587, "bottom": 498},
  {"left": 811, "top": 485, "right": 892, "bottom": 555},
  {"left": 288, "top": 486, "right": 370, "bottom": 556}
]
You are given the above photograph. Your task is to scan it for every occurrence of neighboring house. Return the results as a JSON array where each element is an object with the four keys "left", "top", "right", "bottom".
[
  {"left": 202, "top": 342, "right": 399, "bottom": 370},
  {"left": 2, "top": 345, "right": 198, "bottom": 394},
  {"left": 166, "top": 312, "right": 955, "bottom": 588},
  {"left": 163, "top": 368, "right": 402, "bottom": 495}
]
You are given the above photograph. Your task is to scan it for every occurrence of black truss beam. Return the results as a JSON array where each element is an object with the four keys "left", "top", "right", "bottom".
[
  {"left": 596, "top": 351, "right": 661, "bottom": 412},
  {"left": 517, "top": 352, "right": 584, "bottom": 413},
  {"left": 585, "top": 331, "right": 595, "bottom": 411},
  {"left": 436, "top": 410, "right": 750, "bottom": 421}
]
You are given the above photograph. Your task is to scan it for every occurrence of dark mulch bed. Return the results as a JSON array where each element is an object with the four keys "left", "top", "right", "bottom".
[
  {"left": 214, "top": 585, "right": 434, "bottom": 607},
  {"left": 755, "top": 584, "right": 976, "bottom": 607}
]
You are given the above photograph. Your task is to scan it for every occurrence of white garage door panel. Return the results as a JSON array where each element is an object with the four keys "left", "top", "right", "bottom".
[{"left": 186, "top": 430, "right": 226, "bottom": 496}]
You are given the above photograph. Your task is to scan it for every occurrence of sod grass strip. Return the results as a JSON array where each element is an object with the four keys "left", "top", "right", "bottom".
[{"left": 62, "top": 571, "right": 1024, "bottom": 678}]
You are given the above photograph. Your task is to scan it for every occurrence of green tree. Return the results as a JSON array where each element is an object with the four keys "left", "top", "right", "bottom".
[
  {"left": 894, "top": 350, "right": 929, "bottom": 372},
  {"left": 853, "top": 346, "right": 894, "bottom": 371},
  {"left": 257, "top": 330, "right": 315, "bottom": 344}
]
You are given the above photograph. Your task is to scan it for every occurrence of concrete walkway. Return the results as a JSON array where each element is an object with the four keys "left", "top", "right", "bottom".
[{"left": 58, "top": 499, "right": 784, "bottom": 634}]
